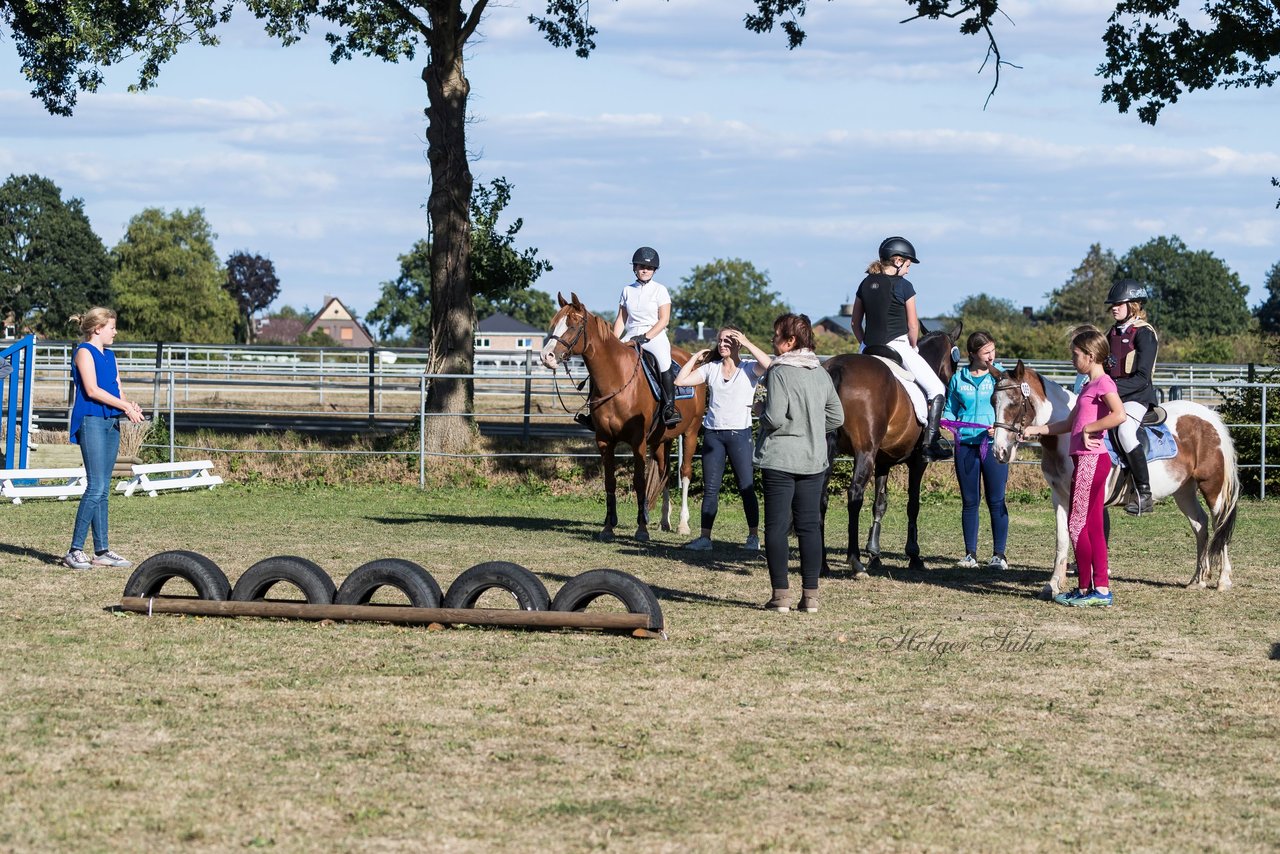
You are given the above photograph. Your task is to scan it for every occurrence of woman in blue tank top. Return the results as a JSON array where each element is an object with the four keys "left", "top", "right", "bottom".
[{"left": 64, "top": 307, "right": 145, "bottom": 571}]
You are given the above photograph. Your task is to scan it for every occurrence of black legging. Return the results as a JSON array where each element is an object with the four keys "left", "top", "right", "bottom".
[
  {"left": 761, "top": 468, "right": 825, "bottom": 590},
  {"left": 699, "top": 427, "right": 759, "bottom": 532}
]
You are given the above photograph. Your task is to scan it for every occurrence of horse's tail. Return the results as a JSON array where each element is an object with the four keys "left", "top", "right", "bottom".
[
  {"left": 1208, "top": 417, "right": 1241, "bottom": 564},
  {"left": 643, "top": 441, "right": 668, "bottom": 511}
]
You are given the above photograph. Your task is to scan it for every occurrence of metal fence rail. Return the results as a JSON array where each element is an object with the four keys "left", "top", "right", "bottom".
[{"left": 8, "top": 341, "right": 1277, "bottom": 497}]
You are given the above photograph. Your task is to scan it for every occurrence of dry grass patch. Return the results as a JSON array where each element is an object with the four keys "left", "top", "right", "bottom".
[{"left": 1, "top": 485, "right": 1277, "bottom": 851}]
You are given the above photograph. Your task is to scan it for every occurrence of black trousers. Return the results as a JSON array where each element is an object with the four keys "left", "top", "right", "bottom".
[{"left": 761, "top": 468, "right": 825, "bottom": 590}]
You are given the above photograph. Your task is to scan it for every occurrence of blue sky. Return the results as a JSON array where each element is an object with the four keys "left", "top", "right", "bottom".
[{"left": 2, "top": 0, "right": 1278, "bottom": 331}]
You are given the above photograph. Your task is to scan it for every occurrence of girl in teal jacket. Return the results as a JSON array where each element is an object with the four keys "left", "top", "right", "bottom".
[{"left": 942, "top": 331, "right": 1009, "bottom": 570}]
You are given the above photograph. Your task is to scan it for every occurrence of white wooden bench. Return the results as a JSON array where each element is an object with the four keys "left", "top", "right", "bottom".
[
  {"left": 116, "top": 460, "right": 223, "bottom": 498},
  {"left": 0, "top": 467, "right": 88, "bottom": 505}
]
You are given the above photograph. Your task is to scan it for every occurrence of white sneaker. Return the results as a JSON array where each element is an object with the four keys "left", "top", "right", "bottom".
[
  {"left": 956, "top": 553, "right": 979, "bottom": 569},
  {"left": 743, "top": 534, "right": 760, "bottom": 552},
  {"left": 683, "top": 536, "right": 713, "bottom": 552},
  {"left": 987, "top": 554, "right": 1009, "bottom": 571},
  {"left": 91, "top": 549, "right": 133, "bottom": 568},
  {"left": 63, "top": 549, "right": 92, "bottom": 570}
]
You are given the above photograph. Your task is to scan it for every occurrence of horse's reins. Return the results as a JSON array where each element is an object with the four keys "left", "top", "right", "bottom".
[{"left": 548, "top": 313, "right": 644, "bottom": 417}]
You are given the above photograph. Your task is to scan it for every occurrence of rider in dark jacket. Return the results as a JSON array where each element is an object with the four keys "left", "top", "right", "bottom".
[{"left": 1105, "top": 278, "right": 1159, "bottom": 515}]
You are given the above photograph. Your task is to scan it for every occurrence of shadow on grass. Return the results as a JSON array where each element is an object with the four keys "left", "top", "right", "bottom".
[
  {"left": 0, "top": 542, "right": 64, "bottom": 565},
  {"left": 821, "top": 549, "right": 1048, "bottom": 599},
  {"left": 362, "top": 512, "right": 598, "bottom": 537}
]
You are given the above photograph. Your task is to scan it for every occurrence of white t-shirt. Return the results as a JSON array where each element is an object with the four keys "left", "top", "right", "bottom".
[
  {"left": 618, "top": 279, "right": 672, "bottom": 338},
  {"left": 699, "top": 359, "right": 762, "bottom": 430}
]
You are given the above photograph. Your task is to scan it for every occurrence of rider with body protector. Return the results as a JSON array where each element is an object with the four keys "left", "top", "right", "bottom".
[
  {"left": 615, "top": 246, "right": 681, "bottom": 427},
  {"left": 1105, "top": 278, "right": 1159, "bottom": 515},
  {"left": 850, "top": 236, "right": 951, "bottom": 462}
]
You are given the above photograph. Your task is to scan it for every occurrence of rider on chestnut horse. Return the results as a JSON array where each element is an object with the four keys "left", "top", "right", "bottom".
[{"left": 575, "top": 246, "right": 682, "bottom": 431}]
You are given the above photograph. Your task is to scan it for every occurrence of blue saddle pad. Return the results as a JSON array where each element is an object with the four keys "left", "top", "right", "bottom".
[
  {"left": 639, "top": 349, "right": 694, "bottom": 401},
  {"left": 1104, "top": 424, "right": 1178, "bottom": 467}
]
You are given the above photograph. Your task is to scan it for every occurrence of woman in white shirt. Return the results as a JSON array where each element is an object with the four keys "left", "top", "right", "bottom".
[{"left": 674, "top": 327, "right": 772, "bottom": 551}]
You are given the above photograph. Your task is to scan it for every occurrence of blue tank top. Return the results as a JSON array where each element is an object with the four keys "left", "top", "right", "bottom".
[{"left": 70, "top": 343, "right": 123, "bottom": 444}]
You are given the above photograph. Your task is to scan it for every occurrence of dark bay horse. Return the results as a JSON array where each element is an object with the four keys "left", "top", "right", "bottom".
[
  {"left": 990, "top": 361, "right": 1240, "bottom": 597},
  {"left": 823, "top": 326, "right": 960, "bottom": 576},
  {"left": 540, "top": 292, "right": 707, "bottom": 542}
]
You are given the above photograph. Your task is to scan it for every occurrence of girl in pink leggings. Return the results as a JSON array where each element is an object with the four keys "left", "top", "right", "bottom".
[{"left": 1022, "top": 327, "right": 1126, "bottom": 607}]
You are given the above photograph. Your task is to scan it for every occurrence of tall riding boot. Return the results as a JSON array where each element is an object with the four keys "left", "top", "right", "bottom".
[
  {"left": 922, "top": 395, "right": 951, "bottom": 462},
  {"left": 661, "top": 371, "right": 681, "bottom": 427},
  {"left": 1124, "top": 447, "right": 1154, "bottom": 515}
]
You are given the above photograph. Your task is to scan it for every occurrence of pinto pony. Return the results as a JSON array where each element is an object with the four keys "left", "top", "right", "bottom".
[
  {"left": 989, "top": 361, "right": 1239, "bottom": 597},
  {"left": 822, "top": 326, "right": 960, "bottom": 575},
  {"left": 540, "top": 293, "right": 707, "bottom": 542}
]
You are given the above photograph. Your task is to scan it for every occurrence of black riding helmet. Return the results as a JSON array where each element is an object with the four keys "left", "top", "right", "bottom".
[
  {"left": 878, "top": 236, "right": 920, "bottom": 264},
  {"left": 1106, "top": 278, "right": 1148, "bottom": 305},
  {"left": 632, "top": 246, "right": 660, "bottom": 269}
]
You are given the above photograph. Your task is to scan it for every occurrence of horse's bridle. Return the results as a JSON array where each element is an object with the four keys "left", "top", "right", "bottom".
[
  {"left": 992, "top": 376, "right": 1036, "bottom": 436},
  {"left": 547, "top": 309, "right": 643, "bottom": 416},
  {"left": 546, "top": 312, "right": 588, "bottom": 358}
]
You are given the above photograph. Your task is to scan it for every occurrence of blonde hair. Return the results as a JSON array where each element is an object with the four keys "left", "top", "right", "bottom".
[
  {"left": 866, "top": 259, "right": 908, "bottom": 275},
  {"left": 69, "top": 307, "right": 116, "bottom": 339},
  {"left": 1122, "top": 301, "right": 1147, "bottom": 321}
]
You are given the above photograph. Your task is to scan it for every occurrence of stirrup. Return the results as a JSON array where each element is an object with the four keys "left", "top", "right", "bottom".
[{"left": 1125, "top": 493, "right": 1154, "bottom": 516}]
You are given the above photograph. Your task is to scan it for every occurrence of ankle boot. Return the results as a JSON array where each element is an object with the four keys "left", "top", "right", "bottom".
[
  {"left": 764, "top": 588, "right": 791, "bottom": 612},
  {"left": 922, "top": 395, "right": 951, "bottom": 462},
  {"left": 661, "top": 371, "right": 681, "bottom": 426},
  {"left": 798, "top": 588, "right": 819, "bottom": 613},
  {"left": 1124, "top": 447, "right": 1154, "bottom": 515},
  {"left": 574, "top": 410, "right": 593, "bottom": 429}
]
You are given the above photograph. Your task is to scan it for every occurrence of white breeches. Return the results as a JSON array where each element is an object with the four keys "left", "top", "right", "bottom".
[
  {"left": 1117, "top": 400, "right": 1148, "bottom": 452},
  {"left": 631, "top": 332, "right": 671, "bottom": 372},
  {"left": 886, "top": 336, "right": 945, "bottom": 399}
]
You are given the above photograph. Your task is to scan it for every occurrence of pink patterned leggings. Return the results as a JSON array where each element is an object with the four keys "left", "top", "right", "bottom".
[{"left": 1068, "top": 453, "right": 1113, "bottom": 590}]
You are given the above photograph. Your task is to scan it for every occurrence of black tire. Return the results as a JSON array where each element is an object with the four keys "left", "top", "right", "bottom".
[
  {"left": 123, "top": 550, "right": 231, "bottom": 601},
  {"left": 551, "top": 568, "right": 664, "bottom": 631},
  {"left": 231, "top": 556, "right": 336, "bottom": 605},
  {"left": 443, "top": 561, "right": 550, "bottom": 611},
  {"left": 335, "top": 558, "right": 443, "bottom": 609}
]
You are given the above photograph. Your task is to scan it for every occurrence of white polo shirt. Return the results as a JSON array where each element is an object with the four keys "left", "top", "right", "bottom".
[
  {"left": 618, "top": 279, "right": 672, "bottom": 338},
  {"left": 699, "top": 359, "right": 762, "bottom": 430}
]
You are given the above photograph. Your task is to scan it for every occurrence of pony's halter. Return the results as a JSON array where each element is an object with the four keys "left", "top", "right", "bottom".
[{"left": 993, "top": 378, "right": 1036, "bottom": 435}]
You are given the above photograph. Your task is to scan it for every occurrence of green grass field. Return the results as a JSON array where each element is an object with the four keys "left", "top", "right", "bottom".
[{"left": 2, "top": 484, "right": 1277, "bottom": 851}]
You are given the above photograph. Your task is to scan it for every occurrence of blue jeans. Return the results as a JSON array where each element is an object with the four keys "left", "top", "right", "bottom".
[
  {"left": 953, "top": 442, "right": 1009, "bottom": 556},
  {"left": 71, "top": 415, "right": 120, "bottom": 552},
  {"left": 761, "top": 468, "right": 825, "bottom": 591},
  {"left": 699, "top": 428, "right": 759, "bottom": 532}
]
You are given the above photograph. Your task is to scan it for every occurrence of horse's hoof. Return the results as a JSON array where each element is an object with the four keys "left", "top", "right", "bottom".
[
  {"left": 660, "top": 522, "right": 672, "bottom": 533},
  {"left": 1217, "top": 579, "right": 1232, "bottom": 592},
  {"left": 868, "top": 557, "right": 882, "bottom": 572},
  {"left": 635, "top": 529, "right": 650, "bottom": 543},
  {"left": 598, "top": 530, "right": 615, "bottom": 543},
  {"left": 1039, "top": 583, "right": 1056, "bottom": 600},
  {"left": 678, "top": 523, "right": 690, "bottom": 535},
  {"left": 908, "top": 557, "right": 924, "bottom": 571},
  {"left": 853, "top": 569, "right": 870, "bottom": 580}
]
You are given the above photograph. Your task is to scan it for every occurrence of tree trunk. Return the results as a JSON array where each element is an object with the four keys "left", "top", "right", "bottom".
[{"left": 422, "top": 21, "right": 476, "bottom": 455}]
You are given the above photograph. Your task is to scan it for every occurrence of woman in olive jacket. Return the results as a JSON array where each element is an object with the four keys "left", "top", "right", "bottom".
[{"left": 754, "top": 313, "right": 844, "bottom": 614}]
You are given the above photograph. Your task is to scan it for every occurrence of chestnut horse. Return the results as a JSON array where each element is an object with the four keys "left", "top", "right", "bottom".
[
  {"left": 540, "top": 293, "right": 707, "bottom": 542},
  {"left": 822, "top": 326, "right": 960, "bottom": 576},
  {"left": 989, "top": 361, "right": 1239, "bottom": 597}
]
